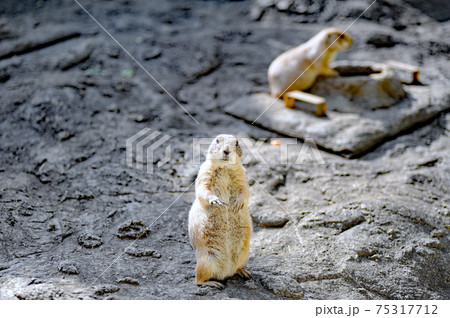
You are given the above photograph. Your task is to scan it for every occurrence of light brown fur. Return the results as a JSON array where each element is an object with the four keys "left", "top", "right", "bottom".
[
  {"left": 268, "top": 28, "right": 353, "bottom": 97},
  {"left": 188, "top": 134, "right": 252, "bottom": 289}
]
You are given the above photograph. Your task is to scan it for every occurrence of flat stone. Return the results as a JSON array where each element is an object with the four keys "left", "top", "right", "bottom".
[
  {"left": 313, "top": 62, "right": 406, "bottom": 111},
  {"left": 226, "top": 82, "right": 449, "bottom": 156},
  {"left": 250, "top": 205, "right": 290, "bottom": 228},
  {"left": 55, "top": 40, "right": 93, "bottom": 71}
]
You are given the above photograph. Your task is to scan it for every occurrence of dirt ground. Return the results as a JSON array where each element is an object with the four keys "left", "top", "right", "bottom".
[{"left": 0, "top": 0, "right": 449, "bottom": 299}]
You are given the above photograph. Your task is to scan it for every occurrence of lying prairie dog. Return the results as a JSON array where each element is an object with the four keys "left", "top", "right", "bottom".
[{"left": 268, "top": 28, "right": 353, "bottom": 98}]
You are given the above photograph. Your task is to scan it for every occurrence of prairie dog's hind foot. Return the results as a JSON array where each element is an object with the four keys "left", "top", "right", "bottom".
[
  {"left": 197, "top": 280, "right": 225, "bottom": 289},
  {"left": 236, "top": 268, "right": 252, "bottom": 279}
]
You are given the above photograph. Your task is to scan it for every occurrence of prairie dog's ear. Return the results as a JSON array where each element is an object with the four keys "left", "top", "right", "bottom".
[
  {"left": 326, "top": 32, "right": 340, "bottom": 45},
  {"left": 236, "top": 140, "right": 242, "bottom": 157}
]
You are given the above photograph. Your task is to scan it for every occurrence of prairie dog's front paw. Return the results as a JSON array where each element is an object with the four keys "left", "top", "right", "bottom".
[
  {"left": 231, "top": 196, "right": 245, "bottom": 210},
  {"left": 209, "top": 196, "right": 226, "bottom": 207},
  {"left": 234, "top": 195, "right": 243, "bottom": 203}
]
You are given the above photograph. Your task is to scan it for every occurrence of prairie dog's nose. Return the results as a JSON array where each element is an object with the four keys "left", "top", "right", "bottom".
[
  {"left": 346, "top": 36, "right": 353, "bottom": 46},
  {"left": 223, "top": 148, "right": 230, "bottom": 156}
]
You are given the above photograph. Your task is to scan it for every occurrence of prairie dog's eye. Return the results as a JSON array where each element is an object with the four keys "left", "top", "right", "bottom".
[
  {"left": 338, "top": 33, "right": 344, "bottom": 39},
  {"left": 216, "top": 138, "right": 220, "bottom": 144},
  {"left": 236, "top": 141, "right": 239, "bottom": 147}
]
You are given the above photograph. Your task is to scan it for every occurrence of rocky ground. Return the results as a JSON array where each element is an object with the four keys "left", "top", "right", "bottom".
[{"left": 0, "top": 0, "right": 449, "bottom": 299}]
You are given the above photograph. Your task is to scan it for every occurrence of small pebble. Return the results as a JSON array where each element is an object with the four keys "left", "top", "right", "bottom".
[
  {"left": 94, "top": 284, "right": 120, "bottom": 295},
  {"left": 58, "top": 261, "right": 79, "bottom": 275},
  {"left": 77, "top": 233, "right": 103, "bottom": 248},
  {"left": 118, "top": 277, "right": 140, "bottom": 285},
  {"left": 134, "top": 114, "right": 147, "bottom": 122},
  {"left": 116, "top": 220, "right": 149, "bottom": 239}
]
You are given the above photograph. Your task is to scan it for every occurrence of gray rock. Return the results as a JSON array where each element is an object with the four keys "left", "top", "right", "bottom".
[
  {"left": 313, "top": 62, "right": 406, "bottom": 111},
  {"left": 0, "top": 277, "right": 89, "bottom": 300},
  {"left": 116, "top": 220, "right": 149, "bottom": 239},
  {"left": 367, "top": 33, "right": 400, "bottom": 48},
  {"left": 55, "top": 40, "right": 93, "bottom": 71},
  {"left": 225, "top": 83, "right": 449, "bottom": 155},
  {"left": 0, "top": 0, "right": 449, "bottom": 301},
  {"left": 0, "top": 68, "right": 10, "bottom": 82},
  {"left": 143, "top": 47, "right": 162, "bottom": 60},
  {"left": 260, "top": 275, "right": 304, "bottom": 298},
  {"left": 0, "top": 24, "right": 80, "bottom": 60},
  {"left": 403, "top": 0, "right": 450, "bottom": 22},
  {"left": 93, "top": 284, "right": 120, "bottom": 295},
  {"left": 250, "top": 204, "right": 290, "bottom": 228},
  {"left": 15, "top": 286, "right": 65, "bottom": 300},
  {"left": 125, "top": 247, "right": 161, "bottom": 258},
  {"left": 58, "top": 261, "right": 79, "bottom": 275},
  {"left": 77, "top": 233, "right": 103, "bottom": 249},
  {"left": 57, "top": 131, "right": 72, "bottom": 141},
  {"left": 243, "top": 279, "right": 259, "bottom": 290},
  {"left": 177, "top": 40, "right": 220, "bottom": 79},
  {"left": 117, "top": 277, "right": 140, "bottom": 285}
]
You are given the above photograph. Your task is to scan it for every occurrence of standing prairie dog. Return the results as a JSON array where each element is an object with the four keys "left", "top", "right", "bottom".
[
  {"left": 188, "top": 134, "right": 252, "bottom": 289},
  {"left": 268, "top": 28, "right": 353, "bottom": 97}
]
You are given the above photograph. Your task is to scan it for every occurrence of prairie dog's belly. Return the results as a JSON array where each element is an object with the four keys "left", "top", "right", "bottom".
[
  {"left": 290, "top": 70, "right": 317, "bottom": 90},
  {"left": 211, "top": 171, "right": 235, "bottom": 204},
  {"left": 206, "top": 201, "right": 248, "bottom": 275}
]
